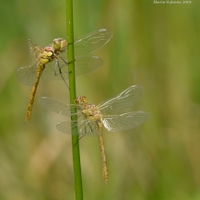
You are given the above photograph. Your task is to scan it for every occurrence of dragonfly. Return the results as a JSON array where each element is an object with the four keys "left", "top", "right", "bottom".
[
  {"left": 17, "top": 28, "right": 113, "bottom": 122},
  {"left": 39, "top": 85, "right": 150, "bottom": 183}
]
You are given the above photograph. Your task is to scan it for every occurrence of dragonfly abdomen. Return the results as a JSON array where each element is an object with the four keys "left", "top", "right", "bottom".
[
  {"left": 26, "top": 64, "right": 45, "bottom": 122},
  {"left": 97, "top": 123, "right": 108, "bottom": 184}
]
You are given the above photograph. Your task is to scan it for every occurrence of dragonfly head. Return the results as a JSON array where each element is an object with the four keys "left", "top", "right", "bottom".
[
  {"left": 52, "top": 38, "right": 67, "bottom": 52},
  {"left": 75, "top": 96, "right": 88, "bottom": 106}
]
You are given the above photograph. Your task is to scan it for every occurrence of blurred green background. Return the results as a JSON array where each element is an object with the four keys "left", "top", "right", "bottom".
[{"left": 0, "top": 0, "right": 200, "bottom": 199}]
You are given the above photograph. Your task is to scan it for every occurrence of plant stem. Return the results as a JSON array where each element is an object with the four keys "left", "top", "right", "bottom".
[{"left": 66, "top": 0, "right": 83, "bottom": 199}]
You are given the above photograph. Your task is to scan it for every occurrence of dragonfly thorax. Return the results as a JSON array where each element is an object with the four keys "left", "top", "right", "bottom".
[
  {"left": 82, "top": 105, "right": 102, "bottom": 121},
  {"left": 39, "top": 46, "right": 55, "bottom": 64},
  {"left": 75, "top": 96, "right": 103, "bottom": 121}
]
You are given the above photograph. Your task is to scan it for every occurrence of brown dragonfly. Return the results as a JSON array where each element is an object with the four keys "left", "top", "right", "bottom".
[
  {"left": 17, "top": 28, "right": 113, "bottom": 122},
  {"left": 39, "top": 85, "right": 150, "bottom": 183}
]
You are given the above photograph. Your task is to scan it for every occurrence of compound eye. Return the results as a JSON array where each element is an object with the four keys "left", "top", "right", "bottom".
[
  {"left": 74, "top": 96, "right": 81, "bottom": 104},
  {"left": 53, "top": 38, "right": 67, "bottom": 51}
]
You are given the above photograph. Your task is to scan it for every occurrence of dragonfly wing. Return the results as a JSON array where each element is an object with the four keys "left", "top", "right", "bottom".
[
  {"left": 28, "top": 39, "right": 43, "bottom": 62},
  {"left": 16, "top": 62, "right": 37, "bottom": 86},
  {"left": 74, "top": 28, "right": 113, "bottom": 57},
  {"left": 17, "top": 39, "right": 43, "bottom": 86},
  {"left": 43, "top": 55, "right": 103, "bottom": 80},
  {"left": 41, "top": 59, "right": 68, "bottom": 81},
  {"left": 56, "top": 120, "right": 78, "bottom": 135},
  {"left": 78, "top": 118, "right": 99, "bottom": 137},
  {"left": 39, "top": 97, "right": 79, "bottom": 116},
  {"left": 102, "top": 111, "right": 150, "bottom": 132},
  {"left": 56, "top": 118, "right": 98, "bottom": 137},
  {"left": 40, "top": 61, "right": 56, "bottom": 80},
  {"left": 99, "top": 85, "right": 144, "bottom": 114},
  {"left": 75, "top": 55, "right": 103, "bottom": 77}
]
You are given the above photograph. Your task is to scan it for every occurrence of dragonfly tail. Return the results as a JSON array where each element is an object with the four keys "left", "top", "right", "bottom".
[
  {"left": 25, "top": 64, "right": 45, "bottom": 122},
  {"left": 98, "top": 127, "right": 108, "bottom": 184}
]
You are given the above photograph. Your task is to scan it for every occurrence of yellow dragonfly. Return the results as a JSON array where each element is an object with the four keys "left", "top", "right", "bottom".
[
  {"left": 39, "top": 85, "right": 150, "bottom": 183},
  {"left": 17, "top": 28, "right": 113, "bottom": 122}
]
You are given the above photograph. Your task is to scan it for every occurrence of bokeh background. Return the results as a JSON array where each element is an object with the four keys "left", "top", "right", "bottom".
[{"left": 0, "top": 0, "right": 200, "bottom": 199}]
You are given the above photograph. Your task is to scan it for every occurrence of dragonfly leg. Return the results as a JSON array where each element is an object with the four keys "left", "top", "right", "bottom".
[
  {"left": 54, "top": 60, "right": 69, "bottom": 89},
  {"left": 58, "top": 55, "right": 76, "bottom": 74}
]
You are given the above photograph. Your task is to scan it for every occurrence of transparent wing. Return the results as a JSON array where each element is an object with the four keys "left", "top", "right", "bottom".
[
  {"left": 39, "top": 97, "right": 79, "bottom": 116},
  {"left": 39, "top": 60, "right": 59, "bottom": 80},
  {"left": 78, "top": 118, "right": 99, "bottom": 136},
  {"left": 74, "top": 28, "right": 113, "bottom": 57},
  {"left": 56, "top": 119, "right": 76, "bottom": 135},
  {"left": 17, "top": 39, "right": 44, "bottom": 86},
  {"left": 16, "top": 63, "right": 38, "bottom": 86},
  {"left": 21, "top": 57, "right": 67, "bottom": 83},
  {"left": 102, "top": 111, "right": 150, "bottom": 132},
  {"left": 42, "top": 55, "right": 103, "bottom": 81},
  {"left": 98, "top": 85, "right": 144, "bottom": 114},
  {"left": 28, "top": 39, "right": 43, "bottom": 62},
  {"left": 56, "top": 118, "right": 98, "bottom": 137},
  {"left": 75, "top": 55, "right": 103, "bottom": 77}
]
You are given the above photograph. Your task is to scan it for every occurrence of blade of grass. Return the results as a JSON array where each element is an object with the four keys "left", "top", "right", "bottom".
[{"left": 66, "top": 0, "right": 83, "bottom": 199}]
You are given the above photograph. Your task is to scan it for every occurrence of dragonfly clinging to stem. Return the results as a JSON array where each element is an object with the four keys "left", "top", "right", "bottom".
[
  {"left": 39, "top": 85, "right": 150, "bottom": 183},
  {"left": 17, "top": 28, "right": 113, "bottom": 122}
]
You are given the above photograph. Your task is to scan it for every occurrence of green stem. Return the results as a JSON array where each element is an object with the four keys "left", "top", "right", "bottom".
[{"left": 66, "top": 0, "right": 83, "bottom": 199}]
